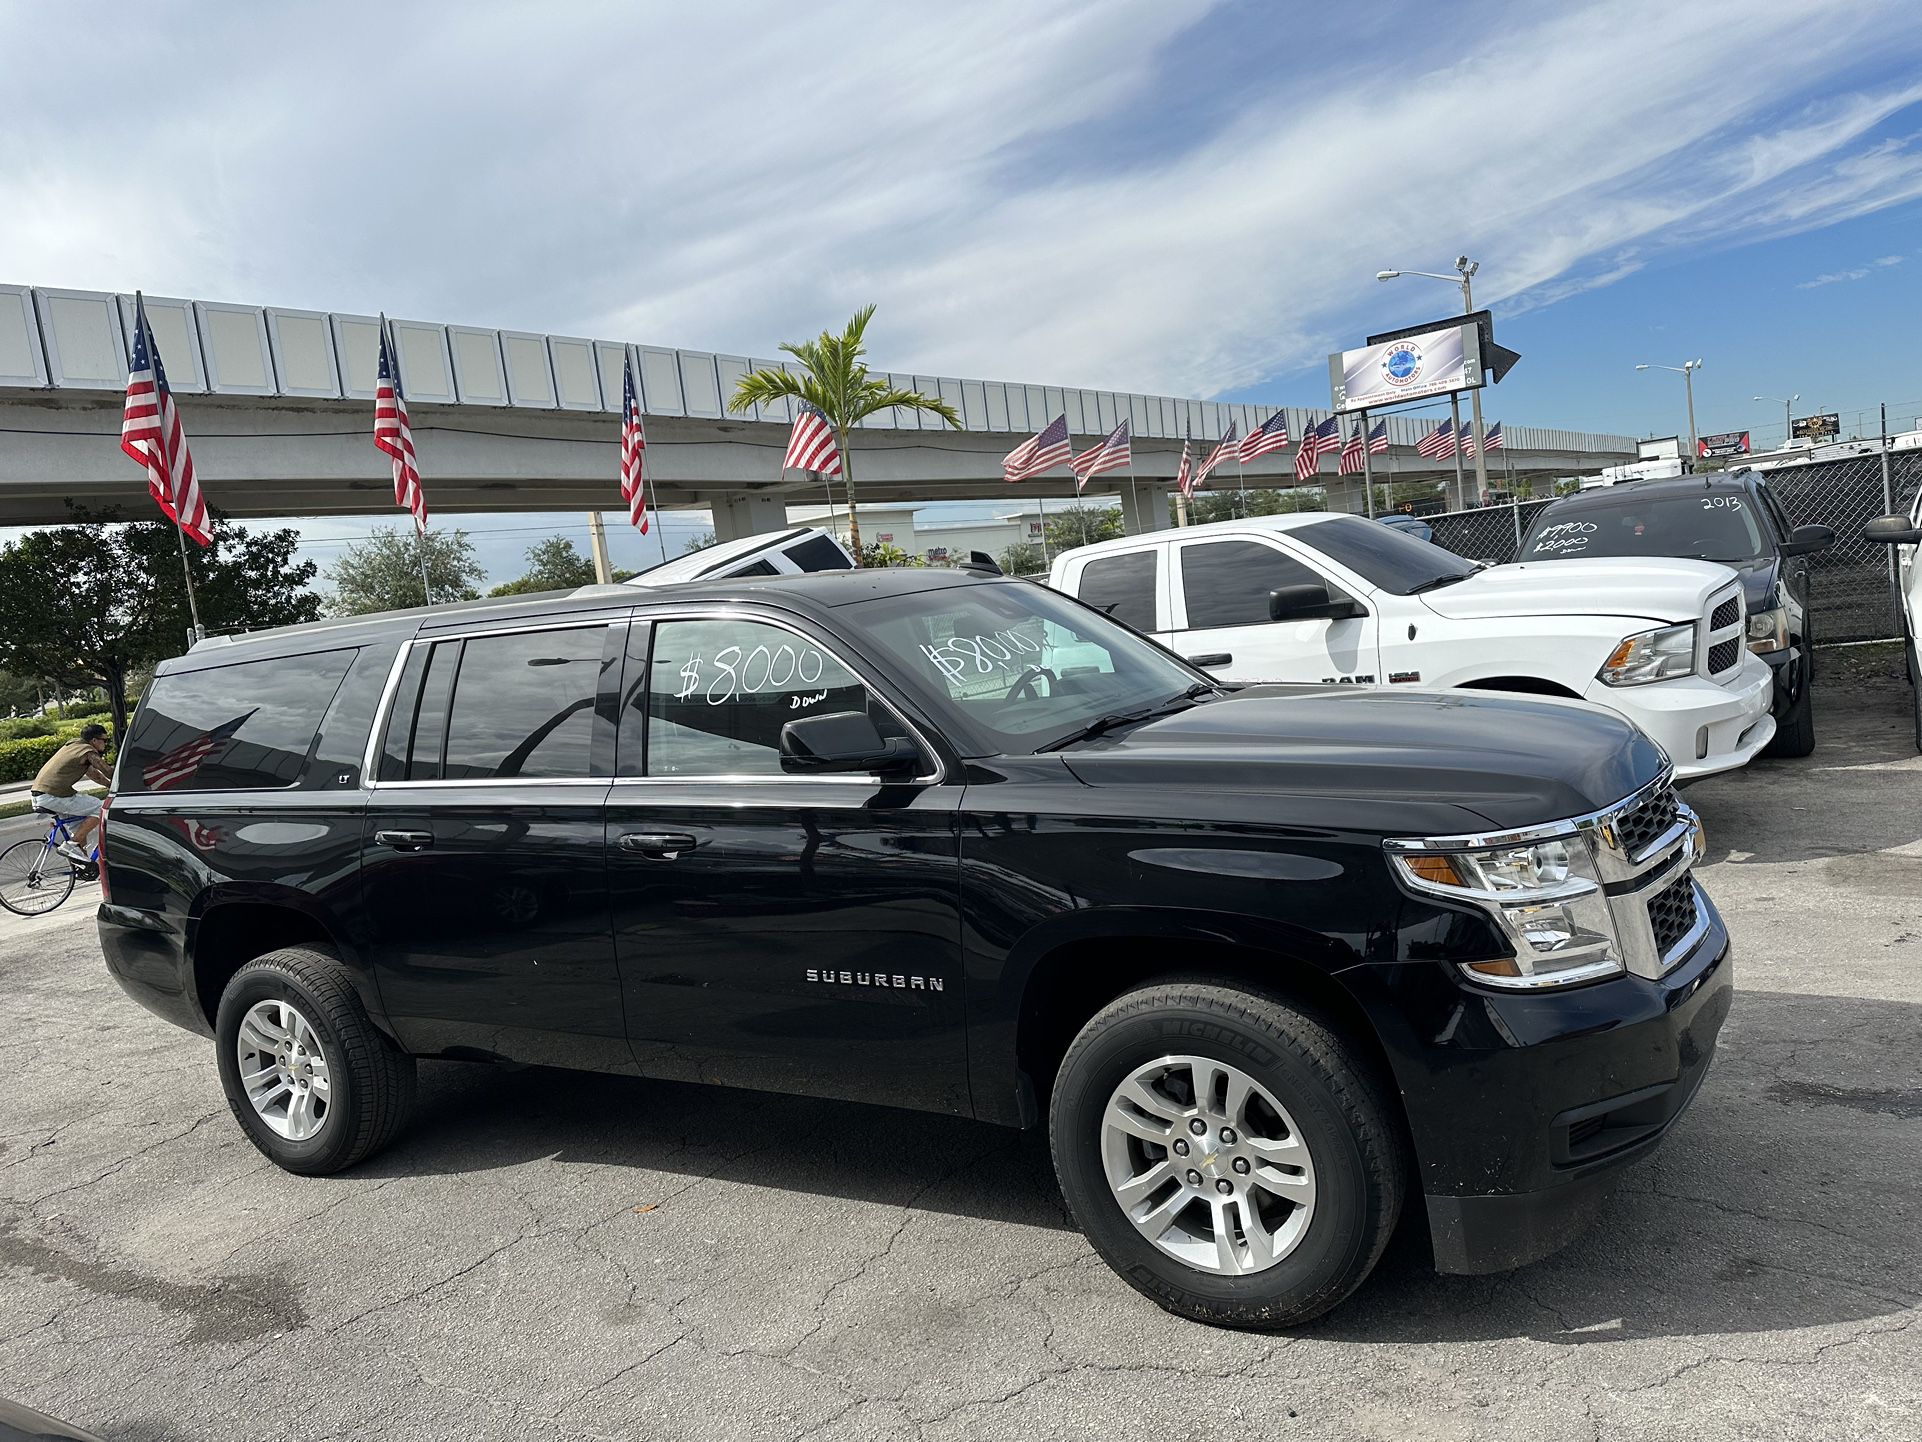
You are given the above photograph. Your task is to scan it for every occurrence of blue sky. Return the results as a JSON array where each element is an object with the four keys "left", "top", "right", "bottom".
[{"left": 4, "top": 0, "right": 1922, "bottom": 585}]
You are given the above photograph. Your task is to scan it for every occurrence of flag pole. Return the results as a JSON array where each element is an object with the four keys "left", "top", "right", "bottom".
[
  {"left": 1234, "top": 441, "right": 1247, "bottom": 519},
  {"left": 1360, "top": 410, "right": 1377, "bottom": 519}
]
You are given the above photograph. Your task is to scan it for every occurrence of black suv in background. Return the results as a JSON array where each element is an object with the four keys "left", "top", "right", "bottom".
[
  {"left": 97, "top": 570, "right": 1732, "bottom": 1328},
  {"left": 1519, "top": 470, "right": 1834, "bottom": 755}
]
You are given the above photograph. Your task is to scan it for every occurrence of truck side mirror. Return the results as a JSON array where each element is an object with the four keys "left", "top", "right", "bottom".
[
  {"left": 1780, "top": 524, "right": 1836, "bottom": 556},
  {"left": 1863, "top": 514, "right": 1922, "bottom": 546},
  {"left": 779, "top": 711, "right": 921, "bottom": 775},
  {"left": 1268, "top": 584, "right": 1366, "bottom": 622}
]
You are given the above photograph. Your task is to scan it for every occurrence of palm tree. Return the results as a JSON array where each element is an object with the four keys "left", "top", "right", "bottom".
[{"left": 728, "top": 305, "right": 960, "bottom": 564}]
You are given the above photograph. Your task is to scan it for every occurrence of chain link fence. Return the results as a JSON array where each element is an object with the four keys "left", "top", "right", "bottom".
[{"left": 1413, "top": 452, "right": 1918, "bottom": 644}]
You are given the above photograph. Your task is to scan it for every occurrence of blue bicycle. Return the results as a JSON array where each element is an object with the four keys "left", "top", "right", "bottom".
[{"left": 0, "top": 813, "right": 99, "bottom": 917}]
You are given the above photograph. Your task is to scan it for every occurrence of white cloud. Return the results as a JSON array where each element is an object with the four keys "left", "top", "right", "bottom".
[
  {"left": 2, "top": 0, "right": 1920, "bottom": 401},
  {"left": 1798, "top": 252, "right": 1906, "bottom": 287}
]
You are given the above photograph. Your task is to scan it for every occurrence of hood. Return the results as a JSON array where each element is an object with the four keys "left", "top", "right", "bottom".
[
  {"left": 1724, "top": 557, "right": 1778, "bottom": 613},
  {"left": 1059, "top": 687, "right": 1668, "bottom": 832},
  {"left": 1417, "top": 556, "right": 1740, "bottom": 625}
]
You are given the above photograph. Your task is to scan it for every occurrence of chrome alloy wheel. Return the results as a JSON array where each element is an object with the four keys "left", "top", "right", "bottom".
[
  {"left": 236, "top": 1000, "right": 333, "bottom": 1141},
  {"left": 1100, "top": 1054, "right": 1317, "bottom": 1276}
]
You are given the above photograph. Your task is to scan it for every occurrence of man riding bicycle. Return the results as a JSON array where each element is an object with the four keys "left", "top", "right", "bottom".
[{"left": 30, "top": 723, "right": 112, "bottom": 864}]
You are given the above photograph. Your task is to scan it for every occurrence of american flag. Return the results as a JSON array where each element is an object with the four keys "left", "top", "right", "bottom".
[
  {"left": 1295, "top": 416, "right": 1340, "bottom": 480},
  {"left": 374, "top": 323, "right": 426, "bottom": 533},
  {"left": 1003, "top": 413, "right": 1072, "bottom": 483},
  {"left": 783, "top": 400, "right": 843, "bottom": 476},
  {"left": 1483, "top": 421, "right": 1504, "bottom": 452},
  {"left": 1337, "top": 421, "right": 1367, "bottom": 475},
  {"left": 1416, "top": 418, "right": 1457, "bottom": 459},
  {"left": 1175, "top": 433, "right": 1196, "bottom": 498},
  {"left": 121, "top": 296, "right": 210, "bottom": 546},
  {"left": 1368, "top": 418, "right": 1389, "bottom": 454},
  {"left": 140, "top": 710, "right": 256, "bottom": 791},
  {"left": 1070, "top": 420, "right": 1131, "bottom": 492},
  {"left": 1239, "top": 410, "right": 1291, "bottom": 464},
  {"left": 1193, "top": 422, "right": 1239, "bottom": 490},
  {"left": 619, "top": 355, "right": 651, "bottom": 534}
]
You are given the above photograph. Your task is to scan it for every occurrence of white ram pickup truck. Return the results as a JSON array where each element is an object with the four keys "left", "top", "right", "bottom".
[{"left": 1049, "top": 512, "right": 1776, "bottom": 781}]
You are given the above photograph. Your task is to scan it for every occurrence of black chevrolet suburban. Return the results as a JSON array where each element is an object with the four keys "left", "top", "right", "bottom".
[{"left": 98, "top": 569, "right": 1732, "bottom": 1327}]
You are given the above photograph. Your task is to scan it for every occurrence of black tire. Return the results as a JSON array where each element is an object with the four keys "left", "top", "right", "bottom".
[
  {"left": 1049, "top": 979, "right": 1405, "bottom": 1328},
  {"left": 214, "top": 946, "right": 417, "bottom": 1175},
  {"left": 1764, "top": 661, "right": 1816, "bottom": 759}
]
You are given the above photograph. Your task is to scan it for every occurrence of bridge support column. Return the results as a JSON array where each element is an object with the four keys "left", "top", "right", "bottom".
[
  {"left": 1323, "top": 476, "right": 1368, "bottom": 515},
  {"left": 709, "top": 491, "right": 790, "bottom": 543},
  {"left": 1117, "top": 481, "right": 1171, "bottom": 535}
]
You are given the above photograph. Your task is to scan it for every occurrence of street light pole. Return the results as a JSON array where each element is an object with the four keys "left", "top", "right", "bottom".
[
  {"left": 1377, "top": 257, "right": 1489, "bottom": 500},
  {"left": 1636, "top": 359, "right": 1704, "bottom": 462},
  {"left": 1753, "top": 393, "right": 1799, "bottom": 448}
]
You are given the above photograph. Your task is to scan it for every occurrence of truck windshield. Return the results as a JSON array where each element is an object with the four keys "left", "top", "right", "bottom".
[
  {"left": 1520, "top": 493, "right": 1767, "bottom": 563},
  {"left": 1290, "top": 516, "right": 1478, "bottom": 594},
  {"left": 850, "top": 581, "right": 1206, "bottom": 755}
]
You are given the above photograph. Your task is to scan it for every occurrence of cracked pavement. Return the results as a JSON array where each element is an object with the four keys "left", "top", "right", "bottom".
[{"left": 1, "top": 670, "right": 1918, "bottom": 1440}]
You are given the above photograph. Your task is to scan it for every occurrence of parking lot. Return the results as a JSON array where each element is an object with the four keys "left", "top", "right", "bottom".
[{"left": 2, "top": 654, "right": 1917, "bottom": 1442}]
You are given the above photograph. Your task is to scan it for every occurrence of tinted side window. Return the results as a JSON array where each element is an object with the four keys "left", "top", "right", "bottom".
[
  {"left": 1180, "top": 541, "right": 1323, "bottom": 628},
  {"left": 120, "top": 649, "right": 356, "bottom": 794},
  {"left": 783, "top": 534, "right": 854, "bottom": 572},
  {"left": 640, "top": 618, "right": 896, "bottom": 777},
  {"left": 441, "top": 626, "right": 614, "bottom": 780},
  {"left": 1077, "top": 551, "right": 1159, "bottom": 632}
]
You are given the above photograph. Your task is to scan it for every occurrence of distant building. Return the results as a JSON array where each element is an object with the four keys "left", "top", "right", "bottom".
[{"left": 789, "top": 497, "right": 1120, "bottom": 565}]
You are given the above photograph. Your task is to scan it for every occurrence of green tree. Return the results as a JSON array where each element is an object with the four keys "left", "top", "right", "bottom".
[
  {"left": 1175, "top": 487, "right": 1327, "bottom": 526},
  {"left": 998, "top": 540, "right": 1045, "bottom": 576},
  {"left": 488, "top": 535, "right": 600, "bottom": 596},
  {"left": 859, "top": 540, "right": 925, "bottom": 569},
  {"left": 0, "top": 512, "right": 321, "bottom": 739},
  {"left": 683, "top": 531, "right": 718, "bottom": 554},
  {"left": 0, "top": 669, "right": 45, "bottom": 717},
  {"left": 328, "top": 527, "right": 485, "bottom": 615},
  {"left": 1042, "top": 503, "right": 1124, "bottom": 555},
  {"left": 727, "top": 306, "right": 961, "bottom": 563}
]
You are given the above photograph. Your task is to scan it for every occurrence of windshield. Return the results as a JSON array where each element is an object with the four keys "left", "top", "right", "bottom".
[
  {"left": 1522, "top": 492, "right": 1766, "bottom": 563},
  {"left": 1290, "top": 516, "right": 1477, "bottom": 594},
  {"left": 850, "top": 581, "right": 1204, "bottom": 754}
]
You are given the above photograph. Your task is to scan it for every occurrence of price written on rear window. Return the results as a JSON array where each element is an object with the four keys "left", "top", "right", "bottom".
[
  {"left": 675, "top": 642, "right": 827, "bottom": 706},
  {"left": 1529, "top": 520, "right": 1596, "bottom": 554},
  {"left": 919, "top": 626, "right": 1046, "bottom": 681}
]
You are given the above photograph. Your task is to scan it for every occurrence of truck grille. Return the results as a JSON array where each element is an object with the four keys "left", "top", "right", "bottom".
[
  {"left": 1613, "top": 788, "right": 1680, "bottom": 859},
  {"left": 1701, "top": 584, "right": 1745, "bottom": 682},
  {"left": 1706, "top": 637, "right": 1741, "bottom": 675},
  {"left": 1647, "top": 875, "right": 1699, "bottom": 958},
  {"left": 1711, "top": 597, "right": 1740, "bottom": 631}
]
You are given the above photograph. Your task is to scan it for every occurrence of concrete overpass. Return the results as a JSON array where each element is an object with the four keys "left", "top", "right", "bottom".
[{"left": 1, "top": 283, "right": 1636, "bottom": 539}]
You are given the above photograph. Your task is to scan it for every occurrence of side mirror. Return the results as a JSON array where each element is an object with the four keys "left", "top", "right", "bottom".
[
  {"left": 779, "top": 711, "right": 920, "bottom": 775},
  {"left": 1863, "top": 514, "right": 1922, "bottom": 546},
  {"left": 1779, "top": 523, "right": 1836, "bottom": 556},
  {"left": 1268, "top": 583, "right": 1366, "bottom": 623}
]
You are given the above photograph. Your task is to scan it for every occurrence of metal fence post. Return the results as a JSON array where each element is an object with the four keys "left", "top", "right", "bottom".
[{"left": 1881, "top": 403, "right": 1898, "bottom": 626}]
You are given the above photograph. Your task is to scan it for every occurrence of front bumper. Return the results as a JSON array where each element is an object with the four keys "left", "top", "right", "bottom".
[
  {"left": 1756, "top": 643, "right": 1807, "bottom": 718},
  {"left": 1585, "top": 654, "right": 1775, "bottom": 782},
  {"left": 1342, "top": 891, "right": 1734, "bottom": 1274}
]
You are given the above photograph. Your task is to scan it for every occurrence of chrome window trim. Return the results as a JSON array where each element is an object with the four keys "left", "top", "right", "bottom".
[
  {"left": 628, "top": 606, "right": 948, "bottom": 787},
  {"left": 364, "top": 618, "right": 623, "bottom": 790}
]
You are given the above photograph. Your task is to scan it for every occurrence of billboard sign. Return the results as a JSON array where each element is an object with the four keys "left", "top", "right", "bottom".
[
  {"left": 1698, "top": 430, "right": 1751, "bottom": 459},
  {"left": 1792, "top": 413, "right": 1839, "bottom": 441},
  {"left": 1330, "top": 323, "right": 1483, "bottom": 413}
]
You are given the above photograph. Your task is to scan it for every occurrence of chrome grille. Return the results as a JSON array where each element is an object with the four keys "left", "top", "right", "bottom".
[
  {"left": 1647, "top": 874, "right": 1699, "bottom": 958},
  {"left": 1613, "top": 788, "right": 1680, "bottom": 859},
  {"left": 1711, "top": 597, "right": 1740, "bottom": 631},
  {"left": 1707, "top": 637, "right": 1740, "bottom": 674}
]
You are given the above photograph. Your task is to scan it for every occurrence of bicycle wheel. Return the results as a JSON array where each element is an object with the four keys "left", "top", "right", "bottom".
[{"left": 0, "top": 837, "right": 77, "bottom": 916}]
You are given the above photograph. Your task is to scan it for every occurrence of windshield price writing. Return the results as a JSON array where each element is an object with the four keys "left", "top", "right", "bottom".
[{"left": 919, "top": 626, "right": 1046, "bottom": 681}]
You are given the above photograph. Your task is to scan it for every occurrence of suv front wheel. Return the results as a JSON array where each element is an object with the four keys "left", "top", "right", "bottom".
[
  {"left": 214, "top": 946, "right": 417, "bottom": 1175},
  {"left": 1050, "top": 980, "right": 1405, "bottom": 1328}
]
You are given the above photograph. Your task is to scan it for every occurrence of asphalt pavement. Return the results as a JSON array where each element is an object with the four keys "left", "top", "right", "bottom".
[{"left": 1, "top": 666, "right": 1918, "bottom": 1441}]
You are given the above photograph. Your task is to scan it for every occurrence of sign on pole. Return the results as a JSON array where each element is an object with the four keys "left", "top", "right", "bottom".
[
  {"left": 1697, "top": 430, "right": 1751, "bottom": 459},
  {"left": 1791, "top": 413, "right": 1840, "bottom": 441},
  {"left": 1330, "top": 323, "right": 1483, "bottom": 413}
]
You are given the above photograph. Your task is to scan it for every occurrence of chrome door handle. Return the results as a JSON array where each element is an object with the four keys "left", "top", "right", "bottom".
[
  {"left": 374, "top": 829, "right": 434, "bottom": 851},
  {"left": 619, "top": 832, "right": 699, "bottom": 859}
]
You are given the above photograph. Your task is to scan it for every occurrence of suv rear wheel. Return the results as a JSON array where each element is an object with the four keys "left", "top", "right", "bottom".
[
  {"left": 214, "top": 946, "right": 417, "bottom": 1174},
  {"left": 1049, "top": 980, "right": 1404, "bottom": 1328}
]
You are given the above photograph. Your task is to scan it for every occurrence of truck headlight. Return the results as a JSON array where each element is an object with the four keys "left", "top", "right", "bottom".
[
  {"left": 1390, "top": 832, "right": 1623, "bottom": 989},
  {"left": 1746, "top": 606, "right": 1788, "bottom": 654},
  {"left": 1598, "top": 623, "right": 1696, "bottom": 687}
]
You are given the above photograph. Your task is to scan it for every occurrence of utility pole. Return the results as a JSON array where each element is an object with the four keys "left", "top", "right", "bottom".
[
  {"left": 1637, "top": 359, "right": 1704, "bottom": 463},
  {"left": 1456, "top": 258, "right": 1490, "bottom": 504},
  {"left": 587, "top": 511, "right": 613, "bottom": 584}
]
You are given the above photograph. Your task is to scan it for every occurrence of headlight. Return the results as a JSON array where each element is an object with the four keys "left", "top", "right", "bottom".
[
  {"left": 1597, "top": 623, "right": 1696, "bottom": 687},
  {"left": 1391, "top": 832, "right": 1623, "bottom": 989},
  {"left": 1746, "top": 606, "right": 1788, "bottom": 653}
]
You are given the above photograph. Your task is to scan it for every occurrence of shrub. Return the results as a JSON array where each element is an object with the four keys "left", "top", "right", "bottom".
[
  {"left": 0, "top": 734, "right": 67, "bottom": 784},
  {"left": 0, "top": 716, "right": 59, "bottom": 740}
]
